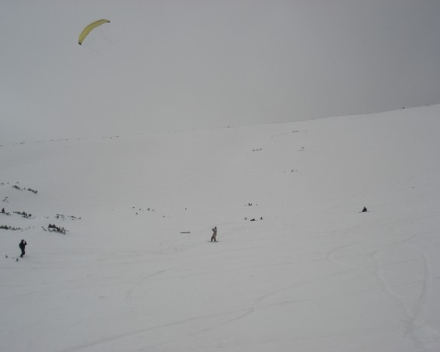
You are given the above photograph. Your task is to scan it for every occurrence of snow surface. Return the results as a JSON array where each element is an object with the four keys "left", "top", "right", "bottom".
[{"left": 1, "top": 106, "right": 440, "bottom": 352}]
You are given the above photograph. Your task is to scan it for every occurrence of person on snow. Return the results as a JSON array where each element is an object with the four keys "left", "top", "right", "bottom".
[
  {"left": 19, "top": 240, "right": 27, "bottom": 258},
  {"left": 211, "top": 226, "right": 218, "bottom": 242},
  {"left": 1, "top": 207, "right": 4, "bottom": 213},
  {"left": 362, "top": 207, "right": 368, "bottom": 213}
]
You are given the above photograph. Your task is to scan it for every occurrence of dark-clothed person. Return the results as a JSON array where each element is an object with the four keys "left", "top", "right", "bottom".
[
  {"left": 19, "top": 240, "right": 27, "bottom": 258},
  {"left": 211, "top": 227, "right": 217, "bottom": 242}
]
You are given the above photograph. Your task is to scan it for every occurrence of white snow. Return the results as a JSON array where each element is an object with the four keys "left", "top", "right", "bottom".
[{"left": 1, "top": 106, "right": 440, "bottom": 352}]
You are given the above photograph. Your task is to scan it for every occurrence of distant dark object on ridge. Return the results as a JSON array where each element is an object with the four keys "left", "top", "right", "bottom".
[{"left": 362, "top": 207, "right": 368, "bottom": 213}]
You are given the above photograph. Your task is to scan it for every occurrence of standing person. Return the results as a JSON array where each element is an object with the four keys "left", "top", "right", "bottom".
[
  {"left": 19, "top": 240, "right": 27, "bottom": 258},
  {"left": 211, "top": 226, "right": 217, "bottom": 242},
  {"left": 1, "top": 207, "right": 4, "bottom": 213}
]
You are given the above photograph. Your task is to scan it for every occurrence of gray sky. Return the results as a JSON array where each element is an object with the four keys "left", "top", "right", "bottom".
[{"left": 2, "top": 0, "right": 440, "bottom": 142}]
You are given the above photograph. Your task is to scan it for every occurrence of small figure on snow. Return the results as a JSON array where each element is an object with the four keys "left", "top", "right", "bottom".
[
  {"left": 361, "top": 207, "right": 368, "bottom": 213},
  {"left": 19, "top": 239, "right": 27, "bottom": 258},
  {"left": 211, "top": 226, "right": 217, "bottom": 242},
  {"left": 1, "top": 207, "right": 4, "bottom": 213}
]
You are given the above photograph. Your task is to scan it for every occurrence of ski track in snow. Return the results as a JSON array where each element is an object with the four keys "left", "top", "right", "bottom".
[
  {"left": 329, "top": 223, "right": 440, "bottom": 350},
  {"left": 373, "top": 243, "right": 440, "bottom": 350},
  {"left": 59, "top": 308, "right": 257, "bottom": 352},
  {"left": 125, "top": 269, "right": 168, "bottom": 317}
]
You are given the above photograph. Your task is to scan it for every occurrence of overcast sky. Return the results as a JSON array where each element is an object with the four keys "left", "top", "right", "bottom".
[{"left": 2, "top": 0, "right": 440, "bottom": 142}]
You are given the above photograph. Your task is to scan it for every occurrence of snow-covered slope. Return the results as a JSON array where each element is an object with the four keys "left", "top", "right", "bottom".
[{"left": 1, "top": 106, "right": 440, "bottom": 352}]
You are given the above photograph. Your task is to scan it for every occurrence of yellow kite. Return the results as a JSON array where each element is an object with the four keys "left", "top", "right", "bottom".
[{"left": 78, "top": 19, "right": 110, "bottom": 45}]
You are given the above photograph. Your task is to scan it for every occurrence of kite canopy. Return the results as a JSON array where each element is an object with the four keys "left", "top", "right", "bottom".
[{"left": 78, "top": 19, "right": 110, "bottom": 45}]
